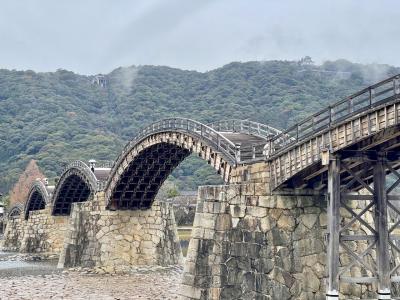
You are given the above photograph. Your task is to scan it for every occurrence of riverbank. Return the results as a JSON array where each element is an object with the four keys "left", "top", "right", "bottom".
[{"left": 0, "top": 270, "right": 183, "bottom": 300}]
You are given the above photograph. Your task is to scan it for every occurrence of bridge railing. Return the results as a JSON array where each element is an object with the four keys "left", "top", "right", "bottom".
[
  {"left": 61, "top": 160, "right": 91, "bottom": 173},
  {"left": 235, "top": 142, "right": 269, "bottom": 163},
  {"left": 28, "top": 179, "right": 51, "bottom": 204},
  {"left": 96, "top": 161, "right": 114, "bottom": 168},
  {"left": 208, "top": 119, "right": 282, "bottom": 140},
  {"left": 113, "top": 118, "right": 239, "bottom": 170},
  {"left": 269, "top": 74, "right": 400, "bottom": 156},
  {"left": 60, "top": 160, "right": 113, "bottom": 170},
  {"left": 60, "top": 160, "right": 106, "bottom": 192}
]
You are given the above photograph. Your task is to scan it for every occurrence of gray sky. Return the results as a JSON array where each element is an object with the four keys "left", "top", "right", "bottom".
[{"left": 0, "top": 0, "right": 399, "bottom": 74}]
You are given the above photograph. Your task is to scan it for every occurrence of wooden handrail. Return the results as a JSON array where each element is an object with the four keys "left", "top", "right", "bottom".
[{"left": 270, "top": 74, "right": 400, "bottom": 155}]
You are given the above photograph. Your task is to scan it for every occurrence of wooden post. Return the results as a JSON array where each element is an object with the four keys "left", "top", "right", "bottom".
[
  {"left": 374, "top": 157, "right": 391, "bottom": 300},
  {"left": 327, "top": 155, "right": 340, "bottom": 299},
  {"left": 236, "top": 144, "right": 241, "bottom": 163}
]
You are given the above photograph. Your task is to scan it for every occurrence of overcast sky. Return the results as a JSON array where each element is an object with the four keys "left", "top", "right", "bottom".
[{"left": 0, "top": 0, "right": 399, "bottom": 74}]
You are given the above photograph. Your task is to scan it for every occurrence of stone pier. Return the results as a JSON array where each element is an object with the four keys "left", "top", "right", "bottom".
[
  {"left": 2, "top": 216, "right": 24, "bottom": 251},
  {"left": 180, "top": 184, "right": 327, "bottom": 300},
  {"left": 58, "top": 192, "right": 182, "bottom": 269},
  {"left": 2, "top": 207, "right": 68, "bottom": 254}
]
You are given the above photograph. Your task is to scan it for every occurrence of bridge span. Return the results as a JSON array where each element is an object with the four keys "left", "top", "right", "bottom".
[
  {"left": 266, "top": 74, "right": 400, "bottom": 299},
  {"left": 104, "top": 118, "right": 280, "bottom": 210},
  {"left": 2, "top": 74, "right": 400, "bottom": 299}
]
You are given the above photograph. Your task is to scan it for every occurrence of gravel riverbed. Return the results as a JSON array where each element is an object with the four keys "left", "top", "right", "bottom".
[{"left": 0, "top": 251, "right": 183, "bottom": 300}]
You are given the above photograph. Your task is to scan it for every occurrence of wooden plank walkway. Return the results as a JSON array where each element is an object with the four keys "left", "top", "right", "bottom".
[{"left": 268, "top": 75, "right": 400, "bottom": 189}]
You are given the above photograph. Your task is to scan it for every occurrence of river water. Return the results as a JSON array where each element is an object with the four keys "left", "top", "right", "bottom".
[{"left": 0, "top": 250, "right": 60, "bottom": 277}]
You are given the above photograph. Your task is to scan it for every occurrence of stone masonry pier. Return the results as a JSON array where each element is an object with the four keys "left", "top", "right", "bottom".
[
  {"left": 3, "top": 207, "right": 68, "bottom": 254},
  {"left": 180, "top": 184, "right": 326, "bottom": 300},
  {"left": 58, "top": 192, "right": 182, "bottom": 269}
]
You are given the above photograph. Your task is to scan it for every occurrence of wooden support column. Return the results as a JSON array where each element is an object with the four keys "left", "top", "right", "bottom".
[
  {"left": 374, "top": 157, "right": 391, "bottom": 300},
  {"left": 326, "top": 155, "right": 340, "bottom": 299}
]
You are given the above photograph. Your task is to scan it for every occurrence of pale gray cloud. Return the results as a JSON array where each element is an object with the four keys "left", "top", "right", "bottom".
[{"left": 0, "top": 0, "right": 399, "bottom": 74}]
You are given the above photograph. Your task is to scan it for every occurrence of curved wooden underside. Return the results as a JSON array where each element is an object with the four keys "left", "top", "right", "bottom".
[
  {"left": 105, "top": 131, "right": 235, "bottom": 210},
  {"left": 51, "top": 161, "right": 98, "bottom": 216},
  {"left": 24, "top": 180, "right": 50, "bottom": 220},
  {"left": 8, "top": 203, "right": 24, "bottom": 218}
]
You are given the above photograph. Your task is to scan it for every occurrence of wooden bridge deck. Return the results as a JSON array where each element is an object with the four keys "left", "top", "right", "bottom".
[{"left": 268, "top": 75, "right": 400, "bottom": 190}]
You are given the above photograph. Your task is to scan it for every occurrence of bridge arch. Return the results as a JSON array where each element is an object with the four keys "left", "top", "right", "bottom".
[
  {"left": 51, "top": 161, "right": 101, "bottom": 216},
  {"left": 24, "top": 179, "right": 52, "bottom": 220},
  {"left": 105, "top": 119, "right": 247, "bottom": 210},
  {"left": 105, "top": 118, "right": 282, "bottom": 210},
  {"left": 8, "top": 203, "right": 23, "bottom": 218}
]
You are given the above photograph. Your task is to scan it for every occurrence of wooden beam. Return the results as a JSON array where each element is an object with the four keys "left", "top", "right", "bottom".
[
  {"left": 374, "top": 157, "right": 391, "bottom": 298},
  {"left": 326, "top": 155, "right": 340, "bottom": 298}
]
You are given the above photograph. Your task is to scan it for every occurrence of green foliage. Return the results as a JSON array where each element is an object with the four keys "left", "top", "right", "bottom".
[
  {"left": 1, "top": 195, "right": 9, "bottom": 207},
  {"left": 166, "top": 186, "right": 180, "bottom": 198},
  {"left": 0, "top": 60, "right": 398, "bottom": 193}
]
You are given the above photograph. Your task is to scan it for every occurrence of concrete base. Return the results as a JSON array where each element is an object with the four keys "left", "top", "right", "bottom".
[
  {"left": 377, "top": 289, "right": 391, "bottom": 300},
  {"left": 326, "top": 290, "right": 339, "bottom": 299}
]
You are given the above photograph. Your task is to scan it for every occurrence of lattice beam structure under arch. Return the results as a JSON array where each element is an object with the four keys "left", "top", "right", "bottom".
[
  {"left": 52, "top": 174, "right": 92, "bottom": 215},
  {"left": 8, "top": 203, "right": 23, "bottom": 218},
  {"left": 52, "top": 161, "right": 98, "bottom": 216},
  {"left": 24, "top": 191, "right": 46, "bottom": 220},
  {"left": 104, "top": 118, "right": 282, "bottom": 210},
  {"left": 109, "top": 143, "right": 190, "bottom": 210},
  {"left": 24, "top": 179, "right": 51, "bottom": 220}
]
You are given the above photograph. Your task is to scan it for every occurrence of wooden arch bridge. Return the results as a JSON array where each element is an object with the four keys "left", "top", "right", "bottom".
[{"left": 8, "top": 74, "right": 400, "bottom": 299}]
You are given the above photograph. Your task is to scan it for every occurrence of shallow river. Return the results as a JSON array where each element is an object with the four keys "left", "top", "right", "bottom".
[{"left": 0, "top": 250, "right": 60, "bottom": 277}]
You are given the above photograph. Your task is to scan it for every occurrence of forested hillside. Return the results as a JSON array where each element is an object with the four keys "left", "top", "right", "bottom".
[{"left": 0, "top": 59, "right": 398, "bottom": 196}]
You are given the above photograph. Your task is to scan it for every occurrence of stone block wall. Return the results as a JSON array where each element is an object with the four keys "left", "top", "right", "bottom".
[
  {"left": 2, "top": 216, "right": 24, "bottom": 251},
  {"left": 58, "top": 192, "right": 182, "bottom": 269},
  {"left": 179, "top": 184, "right": 327, "bottom": 300},
  {"left": 21, "top": 208, "right": 69, "bottom": 253},
  {"left": 230, "top": 162, "right": 270, "bottom": 186},
  {"left": 161, "top": 194, "right": 197, "bottom": 226},
  {"left": 2, "top": 208, "right": 68, "bottom": 254}
]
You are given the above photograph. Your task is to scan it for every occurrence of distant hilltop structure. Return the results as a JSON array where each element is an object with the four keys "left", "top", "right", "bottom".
[
  {"left": 298, "top": 55, "right": 314, "bottom": 66},
  {"left": 297, "top": 56, "right": 352, "bottom": 79},
  {"left": 92, "top": 75, "right": 107, "bottom": 88}
]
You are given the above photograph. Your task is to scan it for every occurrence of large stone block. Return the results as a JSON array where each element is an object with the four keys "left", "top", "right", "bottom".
[
  {"left": 58, "top": 196, "right": 182, "bottom": 268},
  {"left": 3, "top": 210, "right": 68, "bottom": 254},
  {"left": 180, "top": 184, "right": 327, "bottom": 300}
]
